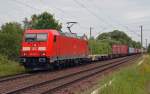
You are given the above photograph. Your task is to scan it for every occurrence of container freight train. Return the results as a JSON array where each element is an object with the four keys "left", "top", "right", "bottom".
[{"left": 20, "top": 29, "right": 141, "bottom": 70}]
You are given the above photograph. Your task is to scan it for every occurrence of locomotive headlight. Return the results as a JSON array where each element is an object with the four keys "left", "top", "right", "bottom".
[
  {"left": 22, "top": 47, "right": 30, "bottom": 51},
  {"left": 38, "top": 47, "right": 46, "bottom": 51},
  {"left": 22, "top": 52, "right": 27, "bottom": 56}
]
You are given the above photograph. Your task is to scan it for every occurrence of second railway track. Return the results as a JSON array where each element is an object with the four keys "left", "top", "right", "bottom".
[{"left": 0, "top": 55, "right": 140, "bottom": 94}]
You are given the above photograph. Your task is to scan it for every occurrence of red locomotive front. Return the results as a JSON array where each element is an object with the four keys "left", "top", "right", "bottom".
[{"left": 20, "top": 29, "right": 89, "bottom": 70}]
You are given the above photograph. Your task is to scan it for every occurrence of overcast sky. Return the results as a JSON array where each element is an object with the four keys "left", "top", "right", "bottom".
[{"left": 0, "top": 0, "right": 150, "bottom": 46}]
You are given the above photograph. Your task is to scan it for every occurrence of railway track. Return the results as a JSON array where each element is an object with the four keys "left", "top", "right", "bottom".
[
  {"left": 0, "top": 61, "right": 113, "bottom": 85},
  {"left": 0, "top": 55, "right": 140, "bottom": 94},
  {"left": 0, "top": 56, "right": 128, "bottom": 84},
  {"left": 0, "top": 73, "right": 32, "bottom": 83}
]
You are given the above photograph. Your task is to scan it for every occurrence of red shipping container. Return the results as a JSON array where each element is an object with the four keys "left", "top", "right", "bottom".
[{"left": 112, "top": 44, "right": 128, "bottom": 55}]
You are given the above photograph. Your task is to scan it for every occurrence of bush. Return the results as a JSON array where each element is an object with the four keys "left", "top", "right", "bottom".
[{"left": 0, "top": 54, "right": 25, "bottom": 77}]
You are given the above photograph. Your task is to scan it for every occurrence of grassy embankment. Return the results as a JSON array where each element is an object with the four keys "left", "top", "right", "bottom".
[
  {"left": 0, "top": 54, "right": 25, "bottom": 77},
  {"left": 88, "top": 55, "right": 150, "bottom": 94}
]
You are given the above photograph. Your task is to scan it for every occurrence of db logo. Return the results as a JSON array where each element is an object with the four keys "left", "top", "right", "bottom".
[{"left": 32, "top": 47, "right": 38, "bottom": 50}]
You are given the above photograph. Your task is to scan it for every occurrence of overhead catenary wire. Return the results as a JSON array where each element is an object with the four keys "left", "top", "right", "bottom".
[
  {"left": 38, "top": 0, "right": 108, "bottom": 34},
  {"left": 12, "top": 0, "right": 72, "bottom": 22},
  {"left": 72, "top": 0, "right": 141, "bottom": 39},
  {"left": 13, "top": 0, "right": 40, "bottom": 11},
  {"left": 38, "top": 0, "right": 80, "bottom": 19},
  {"left": 85, "top": 0, "right": 141, "bottom": 37},
  {"left": 4, "top": 0, "right": 146, "bottom": 40},
  {"left": 37, "top": 0, "right": 84, "bottom": 30},
  {"left": 10, "top": 0, "right": 109, "bottom": 33},
  {"left": 72, "top": 0, "right": 111, "bottom": 36},
  {"left": 72, "top": 0, "right": 114, "bottom": 28},
  {"left": 12, "top": 0, "right": 97, "bottom": 34}
]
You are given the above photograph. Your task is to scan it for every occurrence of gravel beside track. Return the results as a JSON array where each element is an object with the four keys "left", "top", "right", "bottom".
[{"left": 0, "top": 55, "right": 139, "bottom": 94}]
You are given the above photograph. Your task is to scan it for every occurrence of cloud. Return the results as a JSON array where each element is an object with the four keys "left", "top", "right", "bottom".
[{"left": 125, "top": 11, "right": 150, "bottom": 20}]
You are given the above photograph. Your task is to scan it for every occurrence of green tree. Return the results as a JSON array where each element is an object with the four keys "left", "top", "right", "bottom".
[
  {"left": 0, "top": 22, "right": 23, "bottom": 60},
  {"left": 109, "top": 30, "right": 132, "bottom": 45},
  {"left": 131, "top": 41, "right": 141, "bottom": 48},
  {"left": 97, "top": 30, "right": 141, "bottom": 48},
  {"left": 23, "top": 12, "right": 62, "bottom": 30},
  {"left": 97, "top": 32, "right": 111, "bottom": 40}
]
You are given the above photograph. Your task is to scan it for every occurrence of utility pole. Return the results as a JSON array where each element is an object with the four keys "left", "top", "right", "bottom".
[
  {"left": 89, "top": 27, "right": 94, "bottom": 55},
  {"left": 140, "top": 25, "right": 143, "bottom": 54},
  {"left": 90, "top": 27, "right": 93, "bottom": 39},
  {"left": 146, "top": 39, "right": 148, "bottom": 50}
]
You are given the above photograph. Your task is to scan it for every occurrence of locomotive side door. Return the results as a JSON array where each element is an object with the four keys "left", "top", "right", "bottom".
[{"left": 53, "top": 35, "right": 60, "bottom": 61}]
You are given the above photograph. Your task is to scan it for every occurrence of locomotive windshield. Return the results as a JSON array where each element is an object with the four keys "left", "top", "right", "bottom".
[{"left": 25, "top": 33, "right": 47, "bottom": 42}]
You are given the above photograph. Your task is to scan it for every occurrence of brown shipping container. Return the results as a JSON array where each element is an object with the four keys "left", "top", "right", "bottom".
[{"left": 112, "top": 44, "right": 128, "bottom": 55}]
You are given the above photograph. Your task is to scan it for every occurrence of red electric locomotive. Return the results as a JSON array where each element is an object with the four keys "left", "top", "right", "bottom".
[{"left": 20, "top": 29, "right": 89, "bottom": 70}]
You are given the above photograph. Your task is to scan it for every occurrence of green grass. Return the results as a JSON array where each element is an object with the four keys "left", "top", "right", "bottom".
[
  {"left": 93, "top": 55, "right": 150, "bottom": 94},
  {"left": 0, "top": 54, "right": 25, "bottom": 77}
]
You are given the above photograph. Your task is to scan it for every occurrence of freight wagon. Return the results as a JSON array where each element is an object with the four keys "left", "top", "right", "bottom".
[
  {"left": 112, "top": 44, "right": 128, "bottom": 57},
  {"left": 129, "top": 47, "right": 135, "bottom": 55}
]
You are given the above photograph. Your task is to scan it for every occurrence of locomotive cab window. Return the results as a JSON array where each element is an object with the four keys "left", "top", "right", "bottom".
[
  {"left": 25, "top": 34, "right": 36, "bottom": 42},
  {"left": 37, "top": 33, "right": 47, "bottom": 42},
  {"left": 25, "top": 33, "right": 48, "bottom": 42}
]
